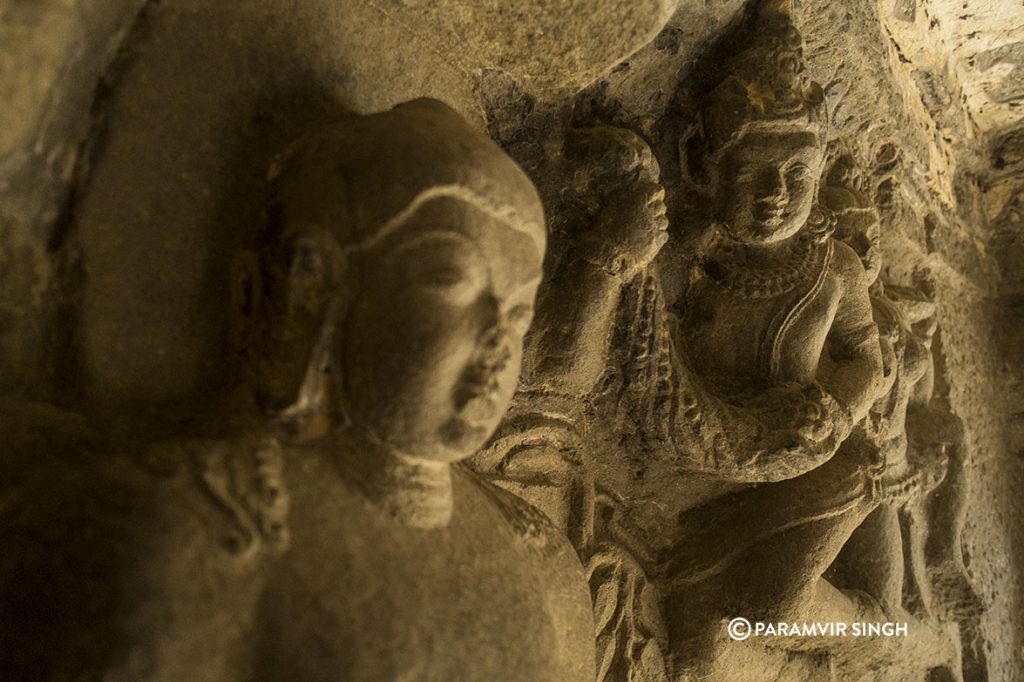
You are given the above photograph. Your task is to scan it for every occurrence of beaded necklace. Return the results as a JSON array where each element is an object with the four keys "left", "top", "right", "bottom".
[{"left": 700, "top": 207, "right": 835, "bottom": 299}]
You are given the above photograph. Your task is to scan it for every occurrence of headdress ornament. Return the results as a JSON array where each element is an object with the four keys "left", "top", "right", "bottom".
[{"left": 703, "top": 0, "right": 826, "bottom": 152}]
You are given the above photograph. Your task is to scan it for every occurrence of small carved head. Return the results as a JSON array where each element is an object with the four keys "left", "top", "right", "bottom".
[
  {"left": 822, "top": 152, "right": 882, "bottom": 284},
  {"left": 688, "top": 0, "right": 828, "bottom": 244},
  {"left": 239, "top": 99, "right": 545, "bottom": 462}
]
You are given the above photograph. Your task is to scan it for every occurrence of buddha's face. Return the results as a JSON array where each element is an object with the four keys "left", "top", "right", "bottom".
[
  {"left": 340, "top": 198, "right": 543, "bottom": 462},
  {"left": 713, "top": 130, "right": 825, "bottom": 244}
]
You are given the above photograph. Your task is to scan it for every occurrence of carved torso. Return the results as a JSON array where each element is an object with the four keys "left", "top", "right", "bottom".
[
  {"left": 681, "top": 237, "right": 839, "bottom": 392},
  {"left": 255, "top": 446, "right": 594, "bottom": 682},
  {"left": 0, "top": 414, "right": 594, "bottom": 682}
]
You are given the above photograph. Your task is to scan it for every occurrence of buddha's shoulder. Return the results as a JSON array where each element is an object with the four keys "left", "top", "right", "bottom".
[
  {"left": 1, "top": 414, "right": 288, "bottom": 572},
  {"left": 452, "top": 465, "right": 594, "bottom": 667}
]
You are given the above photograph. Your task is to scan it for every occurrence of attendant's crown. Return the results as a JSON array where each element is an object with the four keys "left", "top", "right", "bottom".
[{"left": 703, "top": 0, "right": 826, "bottom": 151}]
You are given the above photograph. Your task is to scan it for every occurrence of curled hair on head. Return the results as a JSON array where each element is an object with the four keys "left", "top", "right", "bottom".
[{"left": 266, "top": 98, "right": 546, "bottom": 262}]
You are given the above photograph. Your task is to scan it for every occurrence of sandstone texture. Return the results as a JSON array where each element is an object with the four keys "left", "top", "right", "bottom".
[{"left": 0, "top": 0, "right": 1021, "bottom": 680}]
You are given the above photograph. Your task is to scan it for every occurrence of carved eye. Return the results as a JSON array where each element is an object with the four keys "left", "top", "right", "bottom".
[
  {"left": 417, "top": 265, "right": 468, "bottom": 288},
  {"left": 393, "top": 233, "right": 489, "bottom": 304},
  {"left": 411, "top": 264, "right": 482, "bottom": 306},
  {"left": 786, "top": 162, "right": 811, "bottom": 181},
  {"left": 405, "top": 253, "right": 487, "bottom": 306}
]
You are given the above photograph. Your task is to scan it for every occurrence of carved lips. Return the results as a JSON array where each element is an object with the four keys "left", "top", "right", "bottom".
[
  {"left": 453, "top": 330, "right": 512, "bottom": 425},
  {"left": 753, "top": 196, "right": 787, "bottom": 226}
]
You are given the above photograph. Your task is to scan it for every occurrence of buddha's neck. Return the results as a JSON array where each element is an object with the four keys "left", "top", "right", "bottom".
[{"left": 336, "top": 426, "right": 454, "bottom": 529}]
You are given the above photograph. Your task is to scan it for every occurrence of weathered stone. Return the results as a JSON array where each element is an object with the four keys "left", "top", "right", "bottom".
[
  {"left": 1, "top": 99, "right": 594, "bottom": 681},
  {"left": 1, "top": 0, "right": 1022, "bottom": 679}
]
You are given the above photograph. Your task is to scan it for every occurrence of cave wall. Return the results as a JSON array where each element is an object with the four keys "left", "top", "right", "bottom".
[{"left": 1, "top": 0, "right": 1020, "bottom": 679}]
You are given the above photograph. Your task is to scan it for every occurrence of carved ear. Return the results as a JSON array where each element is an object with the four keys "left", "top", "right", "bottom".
[
  {"left": 283, "top": 229, "right": 347, "bottom": 319},
  {"left": 276, "top": 229, "right": 348, "bottom": 441},
  {"left": 278, "top": 297, "right": 342, "bottom": 442},
  {"left": 679, "top": 122, "right": 713, "bottom": 191}
]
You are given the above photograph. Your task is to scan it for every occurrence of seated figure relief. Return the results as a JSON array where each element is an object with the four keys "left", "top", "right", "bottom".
[
  {"left": 823, "top": 149, "right": 988, "bottom": 678},
  {"left": 0, "top": 99, "right": 595, "bottom": 682},
  {"left": 475, "top": 0, "right": 914, "bottom": 678},
  {"left": 1, "top": 2, "right": 991, "bottom": 678}
]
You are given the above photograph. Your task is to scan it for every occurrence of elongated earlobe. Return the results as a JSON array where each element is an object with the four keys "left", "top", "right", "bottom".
[
  {"left": 278, "top": 297, "right": 343, "bottom": 442},
  {"left": 679, "top": 122, "right": 713, "bottom": 191},
  {"left": 273, "top": 230, "right": 347, "bottom": 441}
]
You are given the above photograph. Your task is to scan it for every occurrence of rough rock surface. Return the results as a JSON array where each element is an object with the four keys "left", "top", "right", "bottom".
[{"left": 1, "top": 0, "right": 1021, "bottom": 680}]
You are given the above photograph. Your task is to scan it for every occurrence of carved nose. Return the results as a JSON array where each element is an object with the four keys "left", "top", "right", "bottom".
[
  {"left": 479, "top": 297, "right": 509, "bottom": 352},
  {"left": 756, "top": 167, "right": 786, "bottom": 201},
  {"left": 477, "top": 318, "right": 512, "bottom": 378},
  {"left": 481, "top": 320, "right": 505, "bottom": 349}
]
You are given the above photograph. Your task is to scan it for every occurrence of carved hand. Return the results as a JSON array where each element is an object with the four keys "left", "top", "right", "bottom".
[
  {"left": 794, "top": 382, "right": 854, "bottom": 446},
  {"left": 727, "top": 382, "right": 856, "bottom": 482},
  {"left": 575, "top": 179, "right": 669, "bottom": 280},
  {"left": 564, "top": 125, "right": 670, "bottom": 281}
]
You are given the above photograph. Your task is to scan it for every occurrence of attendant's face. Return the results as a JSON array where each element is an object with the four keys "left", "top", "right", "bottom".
[
  {"left": 713, "top": 130, "right": 825, "bottom": 244},
  {"left": 340, "top": 198, "right": 543, "bottom": 462}
]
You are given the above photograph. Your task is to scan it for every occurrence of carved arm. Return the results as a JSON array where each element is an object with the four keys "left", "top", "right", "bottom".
[
  {"left": 821, "top": 241, "right": 885, "bottom": 428},
  {"left": 522, "top": 125, "right": 669, "bottom": 397}
]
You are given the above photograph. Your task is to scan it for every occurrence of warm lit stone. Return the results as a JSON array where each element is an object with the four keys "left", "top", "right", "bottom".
[{"left": 0, "top": 0, "right": 1021, "bottom": 679}]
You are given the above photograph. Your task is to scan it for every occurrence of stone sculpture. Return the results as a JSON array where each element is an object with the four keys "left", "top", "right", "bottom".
[
  {"left": 823, "top": 148, "right": 988, "bottom": 678},
  {"left": 0, "top": 99, "right": 595, "bottom": 682},
  {"left": 475, "top": 1, "right": 893, "bottom": 678},
  {"left": 1, "top": 0, "right": 1011, "bottom": 677},
  {"left": 474, "top": 122, "right": 674, "bottom": 681},
  {"left": 659, "top": 0, "right": 889, "bottom": 664}
]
